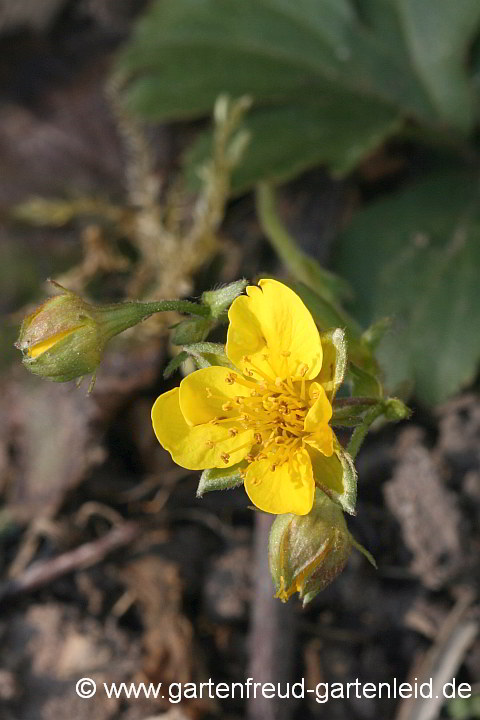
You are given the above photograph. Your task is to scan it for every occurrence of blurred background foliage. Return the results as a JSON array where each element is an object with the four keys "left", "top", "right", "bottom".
[{"left": 116, "top": 0, "right": 480, "bottom": 406}]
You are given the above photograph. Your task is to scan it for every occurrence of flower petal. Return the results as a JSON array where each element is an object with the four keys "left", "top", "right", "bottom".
[
  {"left": 304, "top": 383, "right": 334, "bottom": 456},
  {"left": 152, "top": 388, "right": 253, "bottom": 470},
  {"left": 226, "top": 279, "right": 322, "bottom": 381},
  {"left": 179, "top": 366, "right": 249, "bottom": 426},
  {"left": 304, "top": 427, "right": 334, "bottom": 457},
  {"left": 244, "top": 447, "right": 314, "bottom": 515},
  {"left": 304, "top": 383, "right": 333, "bottom": 432}
]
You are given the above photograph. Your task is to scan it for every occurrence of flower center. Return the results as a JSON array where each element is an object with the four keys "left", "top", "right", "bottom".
[{"left": 214, "top": 355, "right": 315, "bottom": 472}]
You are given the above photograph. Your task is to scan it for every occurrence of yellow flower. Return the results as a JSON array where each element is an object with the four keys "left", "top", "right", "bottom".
[{"left": 152, "top": 278, "right": 346, "bottom": 516}]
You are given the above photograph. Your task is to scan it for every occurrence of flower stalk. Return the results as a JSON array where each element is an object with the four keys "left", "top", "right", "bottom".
[{"left": 16, "top": 282, "right": 210, "bottom": 384}]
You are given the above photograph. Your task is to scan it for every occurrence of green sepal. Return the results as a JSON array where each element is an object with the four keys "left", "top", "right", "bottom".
[
  {"left": 269, "top": 490, "right": 352, "bottom": 606},
  {"left": 309, "top": 443, "right": 357, "bottom": 515},
  {"left": 171, "top": 315, "right": 214, "bottom": 345},
  {"left": 350, "top": 535, "right": 377, "bottom": 569},
  {"left": 302, "top": 532, "right": 377, "bottom": 606},
  {"left": 317, "top": 328, "right": 347, "bottom": 401},
  {"left": 163, "top": 351, "right": 189, "bottom": 379},
  {"left": 197, "top": 462, "right": 246, "bottom": 497},
  {"left": 347, "top": 363, "right": 383, "bottom": 399},
  {"left": 183, "top": 342, "right": 234, "bottom": 370}
]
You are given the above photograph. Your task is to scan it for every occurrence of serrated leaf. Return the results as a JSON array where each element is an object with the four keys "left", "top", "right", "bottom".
[
  {"left": 335, "top": 170, "right": 480, "bottom": 406},
  {"left": 120, "top": 0, "right": 480, "bottom": 189},
  {"left": 197, "top": 463, "right": 245, "bottom": 497},
  {"left": 395, "top": 0, "right": 480, "bottom": 132},
  {"left": 309, "top": 444, "right": 357, "bottom": 515},
  {"left": 185, "top": 95, "right": 400, "bottom": 191}
]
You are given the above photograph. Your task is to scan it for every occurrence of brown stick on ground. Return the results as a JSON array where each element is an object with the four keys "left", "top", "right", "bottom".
[
  {"left": 0, "top": 521, "right": 140, "bottom": 605},
  {"left": 247, "top": 512, "right": 298, "bottom": 720}
]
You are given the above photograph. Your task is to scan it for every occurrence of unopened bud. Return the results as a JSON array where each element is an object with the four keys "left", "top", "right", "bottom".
[
  {"left": 202, "top": 279, "right": 248, "bottom": 319},
  {"left": 384, "top": 397, "right": 411, "bottom": 422},
  {"left": 16, "top": 284, "right": 104, "bottom": 382},
  {"left": 16, "top": 281, "right": 195, "bottom": 383},
  {"left": 269, "top": 490, "right": 352, "bottom": 606}
]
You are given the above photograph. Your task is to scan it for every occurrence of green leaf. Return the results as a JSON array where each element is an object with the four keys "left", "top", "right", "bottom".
[
  {"left": 117, "top": 0, "right": 480, "bottom": 189},
  {"left": 394, "top": 0, "right": 480, "bottom": 133},
  {"left": 186, "top": 95, "right": 400, "bottom": 191},
  {"left": 119, "top": 0, "right": 468, "bottom": 189},
  {"left": 309, "top": 444, "right": 357, "bottom": 515},
  {"left": 197, "top": 463, "right": 245, "bottom": 496},
  {"left": 335, "top": 170, "right": 480, "bottom": 405}
]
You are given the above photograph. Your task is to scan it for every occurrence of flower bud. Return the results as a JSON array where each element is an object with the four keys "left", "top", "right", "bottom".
[
  {"left": 384, "top": 397, "right": 411, "bottom": 422},
  {"left": 201, "top": 279, "right": 248, "bottom": 319},
  {"left": 16, "top": 285, "right": 105, "bottom": 382},
  {"left": 16, "top": 282, "right": 183, "bottom": 383},
  {"left": 269, "top": 490, "right": 352, "bottom": 606}
]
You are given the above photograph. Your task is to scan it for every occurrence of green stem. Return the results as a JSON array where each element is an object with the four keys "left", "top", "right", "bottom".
[
  {"left": 256, "top": 182, "right": 307, "bottom": 282},
  {"left": 111, "top": 299, "right": 210, "bottom": 318},
  {"left": 255, "top": 183, "right": 351, "bottom": 305},
  {"left": 95, "top": 299, "right": 210, "bottom": 341},
  {"left": 334, "top": 397, "right": 379, "bottom": 408},
  {"left": 347, "top": 403, "right": 385, "bottom": 460}
]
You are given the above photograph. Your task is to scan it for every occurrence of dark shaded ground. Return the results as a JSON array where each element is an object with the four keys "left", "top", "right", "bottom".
[{"left": 0, "top": 4, "right": 479, "bottom": 720}]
